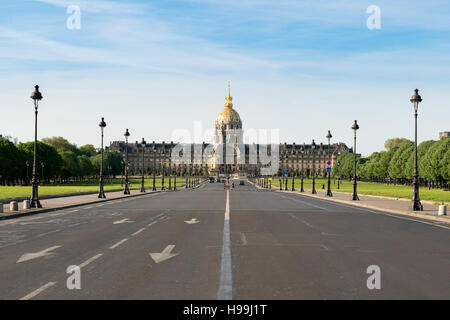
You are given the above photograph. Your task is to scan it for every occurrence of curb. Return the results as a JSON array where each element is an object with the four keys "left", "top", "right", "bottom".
[
  {"left": 248, "top": 180, "right": 449, "bottom": 224},
  {"left": 276, "top": 189, "right": 450, "bottom": 224},
  {"left": 0, "top": 190, "right": 162, "bottom": 222}
]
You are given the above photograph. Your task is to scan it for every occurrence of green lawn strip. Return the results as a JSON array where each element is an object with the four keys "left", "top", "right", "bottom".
[
  {"left": 0, "top": 177, "right": 188, "bottom": 200},
  {"left": 269, "top": 178, "right": 449, "bottom": 203}
]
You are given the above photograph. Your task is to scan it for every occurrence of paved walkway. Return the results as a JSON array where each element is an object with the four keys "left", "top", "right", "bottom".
[
  {"left": 251, "top": 182, "right": 449, "bottom": 223},
  {"left": 0, "top": 189, "right": 160, "bottom": 218}
]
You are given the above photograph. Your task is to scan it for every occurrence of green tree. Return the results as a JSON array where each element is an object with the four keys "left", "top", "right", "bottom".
[
  {"left": 59, "top": 150, "right": 80, "bottom": 179},
  {"left": 423, "top": 137, "right": 450, "bottom": 182},
  {"left": 333, "top": 153, "right": 356, "bottom": 179},
  {"left": 77, "top": 155, "right": 94, "bottom": 178},
  {"left": 42, "top": 136, "right": 79, "bottom": 154},
  {"left": 384, "top": 138, "right": 412, "bottom": 151},
  {"left": 0, "top": 139, "right": 21, "bottom": 184},
  {"left": 388, "top": 142, "right": 413, "bottom": 180},
  {"left": 17, "top": 141, "right": 63, "bottom": 181},
  {"left": 90, "top": 151, "right": 123, "bottom": 177},
  {"left": 79, "top": 144, "right": 97, "bottom": 157},
  {"left": 373, "top": 147, "right": 398, "bottom": 179},
  {"left": 359, "top": 152, "right": 381, "bottom": 180}
]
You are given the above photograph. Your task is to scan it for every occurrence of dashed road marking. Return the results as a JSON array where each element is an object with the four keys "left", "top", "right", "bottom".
[
  {"left": 109, "top": 238, "right": 128, "bottom": 249},
  {"left": 20, "top": 282, "right": 56, "bottom": 300},
  {"left": 132, "top": 228, "right": 146, "bottom": 236},
  {"left": 79, "top": 253, "right": 103, "bottom": 269}
]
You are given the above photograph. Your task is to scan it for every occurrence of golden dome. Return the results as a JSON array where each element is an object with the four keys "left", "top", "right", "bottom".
[{"left": 215, "top": 82, "right": 242, "bottom": 128}]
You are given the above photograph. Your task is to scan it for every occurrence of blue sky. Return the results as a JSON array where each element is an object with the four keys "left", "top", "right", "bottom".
[{"left": 1, "top": 0, "right": 450, "bottom": 156}]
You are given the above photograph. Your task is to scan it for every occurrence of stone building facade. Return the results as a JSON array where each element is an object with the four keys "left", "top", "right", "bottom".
[{"left": 107, "top": 84, "right": 352, "bottom": 177}]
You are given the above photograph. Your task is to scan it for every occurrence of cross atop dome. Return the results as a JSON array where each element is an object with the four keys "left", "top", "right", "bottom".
[{"left": 225, "top": 81, "right": 233, "bottom": 108}]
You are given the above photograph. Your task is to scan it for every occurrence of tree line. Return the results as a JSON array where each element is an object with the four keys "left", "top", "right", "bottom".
[
  {"left": 0, "top": 136, "right": 123, "bottom": 186},
  {"left": 333, "top": 137, "right": 450, "bottom": 187}
]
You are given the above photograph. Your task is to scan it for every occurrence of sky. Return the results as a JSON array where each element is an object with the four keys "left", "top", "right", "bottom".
[{"left": 1, "top": 0, "right": 449, "bottom": 156}]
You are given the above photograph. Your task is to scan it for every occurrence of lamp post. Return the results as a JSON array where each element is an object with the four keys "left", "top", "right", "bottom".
[
  {"left": 25, "top": 160, "right": 29, "bottom": 185},
  {"left": 410, "top": 89, "right": 423, "bottom": 211},
  {"left": 98, "top": 117, "right": 107, "bottom": 198},
  {"left": 123, "top": 129, "right": 131, "bottom": 195},
  {"left": 185, "top": 164, "right": 188, "bottom": 188},
  {"left": 428, "top": 163, "right": 432, "bottom": 190},
  {"left": 140, "top": 138, "right": 146, "bottom": 193},
  {"left": 291, "top": 149, "right": 295, "bottom": 191},
  {"left": 311, "top": 139, "right": 317, "bottom": 194},
  {"left": 300, "top": 144, "right": 305, "bottom": 192},
  {"left": 121, "top": 161, "right": 124, "bottom": 187},
  {"left": 161, "top": 146, "right": 165, "bottom": 191},
  {"left": 152, "top": 144, "right": 157, "bottom": 191},
  {"left": 41, "top": 162, "right": 45, "bottom": 185},
  {"left": 351, "top": 120, "right": 359, "bottom": 201},
  {"left": 326, "top": 130, "right": 333, "bottom": 197},
  {"left": 174, "top": 163, "right": 177, "bottom": 191},
  {"left": 284, "top": 152, "right": 288, "bottom": 191},
  {"left": 337, "top": 160, "right": 341, "bottom": 189},
  {"left": 30, "top": 85, "right": 43, "bottom": 208}
]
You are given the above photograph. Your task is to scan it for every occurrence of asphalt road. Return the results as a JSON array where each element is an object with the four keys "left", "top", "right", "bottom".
[{"left": 0, "top": 180, "right": 449, "bottom": 300}]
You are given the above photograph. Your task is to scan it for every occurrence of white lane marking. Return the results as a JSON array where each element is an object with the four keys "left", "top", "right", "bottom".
[
  {"left": 288, "top": 213, "right": 313, "bottom": 228},
  {"left": 321, "top": 232, "right": 345, "bottom": 237},
  {"left": 20, "top": 282, "right": 57, "bottom": 300},
  {"left": 84, "top": 207, "right": 93, "bottom": 209},
  {"left": 36, "top": 229, "right": 61, "bottom": 238},
  {"left": 79, "top": 253, "right": 103, "bottom": 269},
  {"left": 17, "top": 246, "right": 62, "bottom": 263},
  {"left": 68, "top": 209, "right": 79, "bottom": 213},
  {"left": 184, "top": 218, "right": 200, "bottom": 224},
  {"left": 304, "top": 195, "right": 450, "bottom": 230},
  {"left": 321, "top": 244, "right": 329, "bottom": 251},
  {"left": 147, "top": 221, "right": 158, "bottom": 227},
  {"left": 96, "top": 204, "right": 104, "bottom": 207},
  {"left": 132, "top": 228, "right": 146, "bottom": 236},
  {"left": 217, "top": 190, "right": 232, "bottom": 300},
  {"left": 149, "top": 245, "right": 179, "bottom": 263},
  {"left": 67, "top": 222, "right": 83, "bottom": 228},
  {"left": 279, "top": 194, "right": 328, "bottom": 211},
  {"left": 109, "top": 238, "right": 128, "bottom": 249},
  {"left": 113, "top": 218, "right": 134, "bottom": 224},
  {"left": 240, "top": 232, "right": 247, "bottom": 246}
]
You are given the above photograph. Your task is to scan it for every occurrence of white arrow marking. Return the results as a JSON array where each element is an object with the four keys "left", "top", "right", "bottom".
[
  {"left": 17, "top": 246, "right": 61, "bottom": 263},
  {"left": 150, "top": 245, "right": 179, "bottom": 264},
  {"left": 184, "top": 218, "right": 200, "bottom": 224},
  {"left": 113, "top": 218, "right": 134, "bottom": 224}
]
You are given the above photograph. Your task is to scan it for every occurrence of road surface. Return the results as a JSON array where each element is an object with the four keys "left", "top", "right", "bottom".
[{"left": 0, "top": 180, "right": 449, "bottom": 299}]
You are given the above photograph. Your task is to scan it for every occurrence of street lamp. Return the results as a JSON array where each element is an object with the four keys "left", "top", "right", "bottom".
[
  {"left": 428, "top": 163, "right": 432, "bottom": 190},
  {"left": 300, "top": 144, "right": 305, "bottom": 192},
  {"left": 41, "top": 162, "right": 45, "bottom": 185},
  {"left": 30, "top": 85, "right": 43, "bottom": 208},
  {"left": 174, "top": 163, "right": 177, "bottom": 191},
  {"left": 152, "top": 144, "right": 157, "bottom": 191},
  {"left": 326, "top": 130, "right": 333, "bottom": 197},
  {"left": 351, "top": 120, "right": 359, "bottom": 201},
  {"left": 98, "top": 117, "right": 107, "bottom": 198},
  {"left": 123, "top": 129, "right": 131, "bottom": 195},
  {"left": 291, "top": 148, "right": 295, "bottom": 191},
  {"left": 410, "top": 89, "right": 423, "bottom": 211},
  {"left": 140, "top": 138, "right": 146, "bottom": 193},
  {"left": 337, "top": 160, "right": 341, "bottom": 189},
  {"left": 25, "top": 160, "right": 29, "bottom": 185},
  {"left": 311, "top": 139, "right": 317, "bottom": 194},
  {"left": 161, "top": 146, "right": 165, "bottom": 191}
]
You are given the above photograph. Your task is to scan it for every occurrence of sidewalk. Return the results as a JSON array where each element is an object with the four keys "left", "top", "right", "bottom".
[
  {"left": 0, "top": 189, "right": 161, "bottom": 220},
  {"left": 251, "top": 181, "right": 449, "bottom": 224}
]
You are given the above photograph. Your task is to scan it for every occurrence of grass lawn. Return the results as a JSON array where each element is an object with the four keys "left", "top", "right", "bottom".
[
  {"left": 0, "top": 177, "right": 187, "bottom": 200},
  {"left": 270, "top": 178, "right": 450, "bottom": 203}
]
